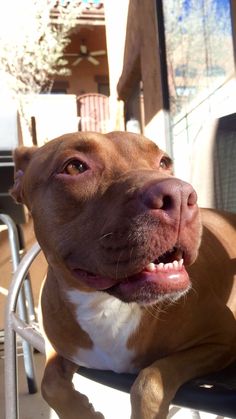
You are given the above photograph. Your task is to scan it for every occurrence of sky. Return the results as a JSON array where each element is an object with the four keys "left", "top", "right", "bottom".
[{"left": 184, "top": 0, "right": 231, "bottom": 11}]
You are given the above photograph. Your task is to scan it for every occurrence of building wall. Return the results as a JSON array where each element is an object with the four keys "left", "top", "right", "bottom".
[
  {"left": 21, "top": 25, "right": 110, "bottom": 145},
  {"left": 105, "top": 0, "right": 171, "bottom": 151},
  {"left": 104, "top": 0, "right": 130, "bottom": 130},
  {"left": 66, "top": 57, "right": 108, "bottom": 96},
  {"left": 230, "top": 0, "right": 236, "bottom": 65},
  {"left": 55, "top": 25, "right": 109, "bottom": 97}
]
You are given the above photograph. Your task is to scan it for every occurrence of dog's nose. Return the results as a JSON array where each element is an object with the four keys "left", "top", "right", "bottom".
[{"left": 141, "top": 178, "right": 198, "bottom": 223}]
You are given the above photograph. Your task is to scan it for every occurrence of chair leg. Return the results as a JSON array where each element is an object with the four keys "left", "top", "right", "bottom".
[
  {"left": 1, "top": 214, "right": 38, "bottom": 394},
  {"left": 4, "top": 319, "right": 19, "bottom": 419},
  {"left": 17, "top": 286, "right": 38, "bottom": 394}
]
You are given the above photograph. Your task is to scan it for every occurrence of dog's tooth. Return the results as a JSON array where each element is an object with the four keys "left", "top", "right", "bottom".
[
  {"left": 146, "top": 259, "right": 184, "bottom": 273},
  {"left": 173, "top": 260, "right": 179, "bottom": 269},
  {"left": 178, "top": 259, "right": 184, "bottom": 268},
  {"left": 146, "top": 262, "right": 156, "bottom": 272}
]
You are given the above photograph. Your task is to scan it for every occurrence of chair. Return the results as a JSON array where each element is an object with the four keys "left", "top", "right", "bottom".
[
  {"left": 0, "top": 150, "right": 35, "bottom": 314},
  {"left": 0, "top": 151, "right": 38, "bottom": 395},
  {"left": 4, "top": 243, "right": 236, "bottom": 419},
  {"left": 0, "top": 151, "right": 26, "bottom": 224},
  {"left": 0, "top": 215, "right": 38, "bottom": 397},
  {"left": 77, "top": 93, "right": 110, "bottom": 132}
]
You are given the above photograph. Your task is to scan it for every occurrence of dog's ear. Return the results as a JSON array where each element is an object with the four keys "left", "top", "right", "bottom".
[{"left": 11, "top": 146, "right": 38, "bottom": 203}]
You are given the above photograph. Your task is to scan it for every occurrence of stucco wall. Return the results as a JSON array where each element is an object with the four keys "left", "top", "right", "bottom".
[
  {"left": 105, "top": 0, "right": 171, "bottom": 151},
  {"left": 19, "top": 94, "right": 78, "bottom": 146},
  {"left": 104, "top": 0, "right": 130, "bottom": 130},
  {"left": 64, "top": 26, "right": 109, "bottom": 96}
]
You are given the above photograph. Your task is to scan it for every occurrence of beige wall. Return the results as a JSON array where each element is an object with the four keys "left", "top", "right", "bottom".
[
  {"left": 55, "top": 25, "right": 109, "bottom": 97},
  {"left": 20, "top": 94, "right": 78, "bottom": 146},
  {"left": 66, "top": 58, "right": 108, "bottom": 96},
  {"left": 19, "top": 24, "right": 110, "bottom": 145},
  {"left": 104, "top": 0, "right": 130, "bottom": 130},
  {"left": 105, "top": 0, "right": 171, "bottom": 151},
  {"left": 63, "top": 26, "right": 109, "bottom": 96}
]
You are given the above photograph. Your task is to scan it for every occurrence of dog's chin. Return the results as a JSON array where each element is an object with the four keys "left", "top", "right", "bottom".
[{"left": 70, "top": 262, "right": 191, "bottom": 305}]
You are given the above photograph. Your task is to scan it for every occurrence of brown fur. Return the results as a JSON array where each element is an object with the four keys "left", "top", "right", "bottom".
[{"left": 12, "top": 131, "right": 236, "bottom": 419}]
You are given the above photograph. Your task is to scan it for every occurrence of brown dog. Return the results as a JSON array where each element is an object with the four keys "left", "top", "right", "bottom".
[{"left": 12, "top": 131, "right": 236, "bottom": 419}]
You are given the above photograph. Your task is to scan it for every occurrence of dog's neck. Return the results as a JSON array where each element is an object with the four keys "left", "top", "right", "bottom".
[{"left": 64, "top": 288, "right": 142, "bottom": 373}]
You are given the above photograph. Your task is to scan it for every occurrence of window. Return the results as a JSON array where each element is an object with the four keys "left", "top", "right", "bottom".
[
  {"left": 94, "top": 75, "right": 110, "bottom": 96},
  {"left": 176, "top": 86, "right": 196, "bottom": 96},
  {"left": 163, "top": 0, "right": 234, "bottom": 118},
  {"left": 51, "top": 81, "right": 69, "bottom": 94},
  {"left": 204, "top": 66, "right": 225, "bottom": 77},
  {"left": 175, "top": 65, "right": 197, "bottom": 78}
]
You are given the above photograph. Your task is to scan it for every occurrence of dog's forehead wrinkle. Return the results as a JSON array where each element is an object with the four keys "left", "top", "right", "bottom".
[
  {"left": 55, "top": 133, "right": 124, "bottom": 157},
  {"left": 28, "top": 134, "right": 104, "bottom": 172},
  {"left": 26, "top": 136, "right": 162, "bottom": 195},
  {"left": 59, "top": 137, "right": 102, "bottom": 154},
  {"left": 106, "top": 130, "right": 160, "bottom": 151}
]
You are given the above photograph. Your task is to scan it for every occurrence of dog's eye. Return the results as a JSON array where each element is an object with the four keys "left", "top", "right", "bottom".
[
  {"left": 63, "top": 160, "right": 88, "bottom": 176},
  {"left": 159, "top": 156, "right": 172, "bottom": 170}
]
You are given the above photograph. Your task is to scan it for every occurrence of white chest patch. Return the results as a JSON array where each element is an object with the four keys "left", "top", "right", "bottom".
[{"left": 65, "top": 289, "right": 142, "bottom": 373}]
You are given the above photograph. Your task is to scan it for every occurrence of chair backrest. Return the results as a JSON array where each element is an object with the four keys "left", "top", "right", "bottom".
[
  {"left": 77, "top": 93, "right": 110, "bottom": 132},
  {"left": 0, "top": 152, "right": 26, "bottom": 225}
]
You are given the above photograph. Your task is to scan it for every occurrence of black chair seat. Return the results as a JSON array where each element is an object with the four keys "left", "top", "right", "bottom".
[{"left": 78, "top": 360, "right": 236, "bottom": 417}]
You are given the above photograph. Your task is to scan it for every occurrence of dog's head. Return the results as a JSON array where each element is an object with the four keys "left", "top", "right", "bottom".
[{"left": 12, "top": 131, "right": 201, "bottom": 305}]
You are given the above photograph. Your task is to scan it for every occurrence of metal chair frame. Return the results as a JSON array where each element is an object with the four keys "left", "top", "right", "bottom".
[
  {"left": 4, "top": 241, "right": 43, "bottom": 419},
  {"left": 1, "top": 214, "right": 38, "bottom": 397},
  {"left": 4, "top": 242, "right": 236, "bottom": 419}
]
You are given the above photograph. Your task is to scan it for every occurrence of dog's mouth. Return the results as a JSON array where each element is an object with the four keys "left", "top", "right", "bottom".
[{"left": 69, "top": 246, "right": 191, "bottom": 304}]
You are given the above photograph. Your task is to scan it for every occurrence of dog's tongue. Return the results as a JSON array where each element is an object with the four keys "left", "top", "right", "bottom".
[{"left": 72, "top": 259, "right": 187, "bottom": 291}]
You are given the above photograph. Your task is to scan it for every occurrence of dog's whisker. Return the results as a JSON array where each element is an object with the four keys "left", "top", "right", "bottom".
[
  {"left": 115, "top": 250, "right": 124, "bottom": 281},
  {"left": 129, "top": 246, "right": 134, "bottom": 262},
  {"left": 98, "top": 232, "right": 114, "bottom": 241},
  {"left": 144, "top": 300, "right": 171, "bottom": 320},
  {"left": 144, "top": 305, "right": 161, "bottom": 320}
]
